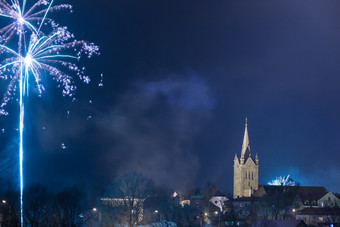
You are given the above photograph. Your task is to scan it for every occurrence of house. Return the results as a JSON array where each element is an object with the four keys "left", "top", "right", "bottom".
[
  {"left": 318, "top": 192, "right": 340, "bottom": 208},
  {"left": 252, "top": 219, "right": 307, "bottom": 227},
  {"left": 296, "top": 207, "right": 340, "bottom": 226},
  {"left": 190, "top": 193, "right": 205, "bottom": 211},
  {"left": 296, "top": 186, "right": 327, "bottom": 208},
  {"left": 232, "top": 196, "right": 261, "bottom": 219},
  {"left": 99, "top": 197, "right": 144, "bottom": 227},
  {"left": 254, "top": 185, "right": 339, "bottom": 209}
]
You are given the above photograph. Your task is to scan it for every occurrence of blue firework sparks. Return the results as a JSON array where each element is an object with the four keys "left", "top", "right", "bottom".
[
  {"left": 268, "top": 175, "right": 296, "bottom": 186},
  {"left": 0, "top": 0, "right": 72, "bottom": 43},
  {"left": 0, "top": 1, "right": 99, "bottom": 226}
]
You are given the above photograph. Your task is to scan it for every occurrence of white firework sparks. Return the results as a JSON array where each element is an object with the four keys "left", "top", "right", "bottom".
[
  {"left": 268, "top": 175, "right": 296, "bottom": 186},
  {"left": 60, "top": 142, "right": 67, "bottom": 149},
  {"left": 0, "top": 27, "right": 99, "bottom": 113},
  {"left": 98, "top": 73, "right": 103, "bottom": 87},
  {"left": 0, "top": 1, "right": 99, "bottom": 226},
  {"left": 0, "top": 0, "right": 72, "bottom": 44}
]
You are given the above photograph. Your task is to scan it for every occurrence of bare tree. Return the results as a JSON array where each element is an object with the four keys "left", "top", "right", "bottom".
[
  {"left": 53, "top": 187, "right": 86, "bottom": 227},
  {"left": 103, "top": 172, "right": 154, "bottom": 227},
  {"left": 0, "top": 180, "right": 20, "bottom": 227},
  {"left": 259, "top": 186, "right": 300, "bottom": 220},
  {"left": 23, "top": 183, "right": 48, "bottom": 227}
]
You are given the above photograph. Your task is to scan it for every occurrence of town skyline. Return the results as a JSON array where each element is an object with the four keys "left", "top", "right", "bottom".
[{"left": 0, "top": 0, "right": 339, "bottom": 196}]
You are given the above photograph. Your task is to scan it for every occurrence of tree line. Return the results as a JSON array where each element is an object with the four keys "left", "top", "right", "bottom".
[{"left": 0, "top": 182, "right": 88, "bottom": 227}]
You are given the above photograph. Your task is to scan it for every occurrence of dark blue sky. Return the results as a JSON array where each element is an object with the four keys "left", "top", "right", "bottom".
[{"left": 1, "top": 0, "right": 340, "bottom": 194}]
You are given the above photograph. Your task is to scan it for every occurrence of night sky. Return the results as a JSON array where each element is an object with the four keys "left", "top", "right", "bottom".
[{"left": 1, "top": 0, "right": 340, "bottom": 195}]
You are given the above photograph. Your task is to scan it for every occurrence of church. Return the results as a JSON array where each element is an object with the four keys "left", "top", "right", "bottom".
[{"left": 233, "top": 118, "right": 259, "bottom": 198}]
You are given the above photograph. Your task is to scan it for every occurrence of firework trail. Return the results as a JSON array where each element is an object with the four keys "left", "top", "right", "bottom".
[
  {"left": 268, "top": 175, "right": 296, "bottom": 186},
  {"left": 0, "top": 1, "right": 99, "bottom": 226}
]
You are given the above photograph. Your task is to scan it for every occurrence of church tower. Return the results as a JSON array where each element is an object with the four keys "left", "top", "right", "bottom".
[{"left": 233, "top": 118, "right": 259, "bottom": 198}]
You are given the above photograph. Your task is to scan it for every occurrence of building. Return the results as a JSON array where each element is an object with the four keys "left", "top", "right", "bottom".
[
  {"left": 233, "top": 118, "right": 259, "bottom": 198},
  {"left": 252, "top": 219, "right": 307, "bottom": 227},
  {"left": 296, "top": 207, "right": 340, "bottom": 226},
  {"left": 318, "top": 192, "right": 340, "bottom": 208},
  {"left": 99, "top": 197, "right": 144, "bottom": 227},
  {"left": 294, "top": 187, "right": 340, "bottom": 209}
]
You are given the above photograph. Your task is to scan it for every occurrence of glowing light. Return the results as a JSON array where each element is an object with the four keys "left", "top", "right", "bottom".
[
  {"left": 92, "top": 207, "right": 97, "bottom": 212},
  {"left": 2, "top": 200, "right": 6, "bottom": 204},
  {"left": 98, "top": 73, "right": 103, "bottom": 87},
  {"left": 268, "top": 175, "right": 296, "bottom": 186},
  {"left": 61, "top": 143, "right": 67, "bottom": 150},
  {"left": 17, "top": 15, "right": 25, "bottom": 25},
  {"left": 24, "top": 54, "right": 33, "bottom": 67}
]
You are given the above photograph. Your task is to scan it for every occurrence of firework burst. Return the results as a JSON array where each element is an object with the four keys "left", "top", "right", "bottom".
[
  {"left": 268, "top": 175, "right": 296, "bottom": 186},
  {"left": 0, "top": 27, "right": 99, "bottom": 112},
  {"left": 0, "top": 1, "right": 99, "bottom": 226},
  {"left": 0, "top": 0, "right": 72, "bottom": 44}
]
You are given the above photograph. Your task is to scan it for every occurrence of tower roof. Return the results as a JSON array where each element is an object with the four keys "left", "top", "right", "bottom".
[{"left": 241, "top": 117, "right": 251, "bottom": 160}]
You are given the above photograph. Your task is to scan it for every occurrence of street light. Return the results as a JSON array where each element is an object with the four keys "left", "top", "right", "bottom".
[
  {"left": 215, "top": 211, "right": 220, "bottom": 227},
  {"left": 2, "top": 199, "right": 11, "bottom": 225},
  {"left": 154, "top": 210, "right": 160, "bottom": 223},
  {"left": 92, "top": 207, "right": 97, "bottom": 212}
]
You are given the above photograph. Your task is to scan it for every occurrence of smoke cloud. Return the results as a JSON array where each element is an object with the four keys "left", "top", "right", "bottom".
[{"left": 97, "top": 74, "right": 216, "bottom": 189}]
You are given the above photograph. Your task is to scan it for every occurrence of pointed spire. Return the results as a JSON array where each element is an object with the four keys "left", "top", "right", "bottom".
[
  {"left": 241, "top": 117, "right": 251, "bottom": 160},
  {"left": 234, "top": 153, "right": 238, "bottom": 160},
  {"left": 255, "top": 153, "right": 259, "bottom": 165}
]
